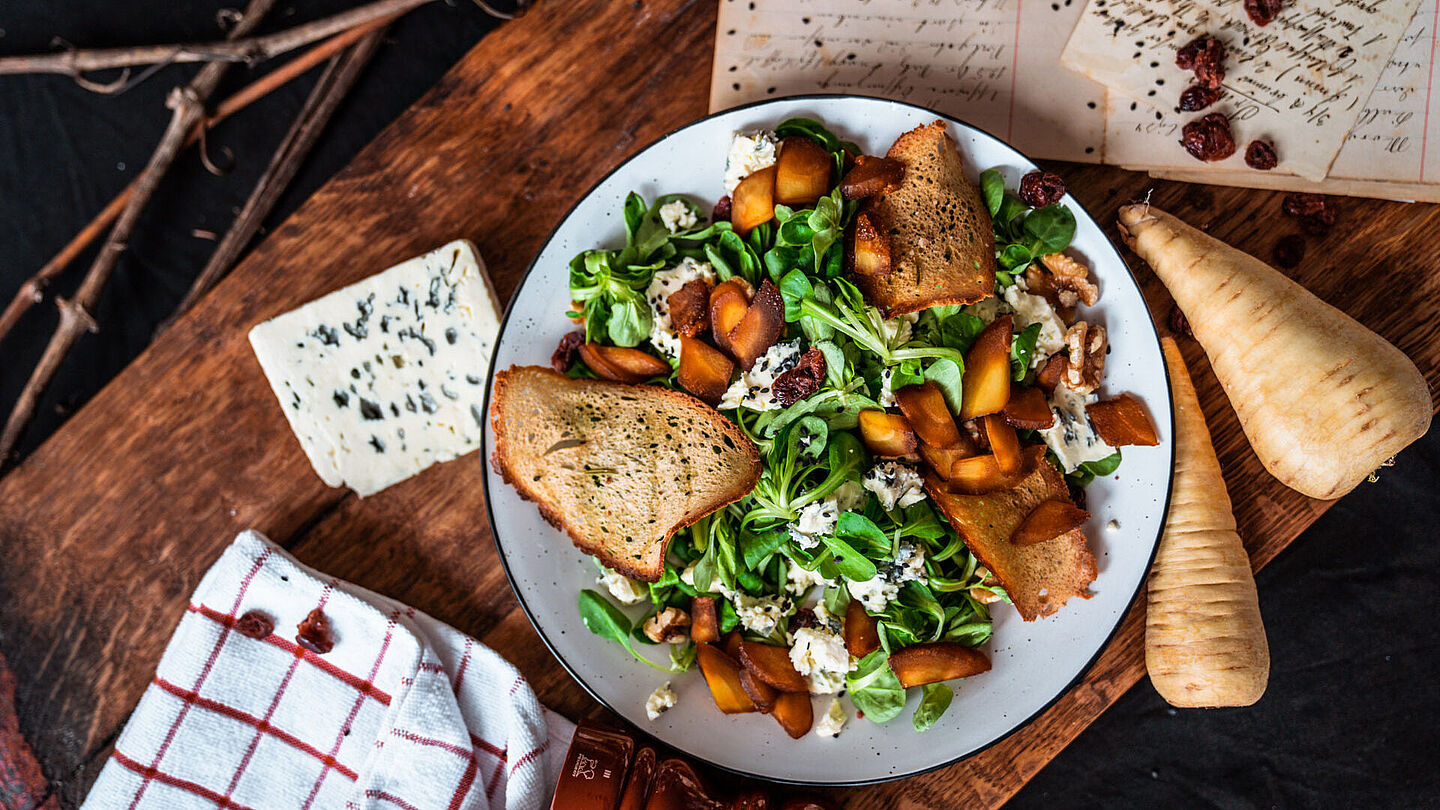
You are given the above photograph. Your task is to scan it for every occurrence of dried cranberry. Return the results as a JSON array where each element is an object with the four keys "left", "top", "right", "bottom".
[
  {"left": 296, "top": 608, "right": 335, "bottom": 654},
  {"left": 772, "top": 347, "right": 827, "bottom": 406},
  {"left": 1177, "top": 84, "right": 1221, "bottom": 112},
  {"left": 1281, "top": 192, "right": 1327, "bottom": 217},
  {"left": 1244, "top": 140, "right": 1278, "bottom": 170},
  {"left": 1272, "top": 234, "right": 1306, "bottom": 268},
  {"left": 1180, "top": 113, "right": 1236, "bottom": 162},
  {"left": 1281, "top": 193, "right": 1336, "bottom": 235},
  {"left": 1244, "top": 0, "right": 1282, "bottom": 26},
  {"left": 1176, "top": 37, "right": 1225, "bottom": 88},
  {"left": 712, "top": 195, "right": 733, "bottom": 223},
  {"left": 1018, "top": 170, "right": 1066, "bottom": 208},
  {"left": 1168, "top": 304, "right": 1193, "bottom": 339},
  {"left": 235, "top": 610, "right": 274, "bottom": 640},
  {"left": 551, "top": 331, "right": 583, "bottom": 373},
  {"left": 788, "top": 608, "right": 818, "bottom": 634}
]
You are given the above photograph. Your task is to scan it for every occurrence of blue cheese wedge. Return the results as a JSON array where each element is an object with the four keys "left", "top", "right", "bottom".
[{"left": 248, "top": 240, "right": 500, "bottom": 496}]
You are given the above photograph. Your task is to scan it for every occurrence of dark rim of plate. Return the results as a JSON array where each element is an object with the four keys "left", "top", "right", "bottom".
[{"left": 478, "top": 93, "right": 1176, "bottom": 788}]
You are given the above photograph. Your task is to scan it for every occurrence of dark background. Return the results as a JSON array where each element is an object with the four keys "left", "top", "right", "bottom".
[{"left": 1, "top": 2, "right": 1437, "bottom": 807}]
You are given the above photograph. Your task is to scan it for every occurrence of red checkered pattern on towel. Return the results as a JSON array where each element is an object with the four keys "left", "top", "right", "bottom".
[{"left": 82, "top": 531, "right": 572, "bottom": 810}]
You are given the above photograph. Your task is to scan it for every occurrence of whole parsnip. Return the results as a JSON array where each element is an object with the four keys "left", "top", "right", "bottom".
[{"left": 1119, "top": 205, "right": 1431, "bottom": 500}]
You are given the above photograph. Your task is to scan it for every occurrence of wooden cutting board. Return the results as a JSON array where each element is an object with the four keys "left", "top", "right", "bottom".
[{"left": 2, "top": 0, "right": 1438, "bottom": 806}]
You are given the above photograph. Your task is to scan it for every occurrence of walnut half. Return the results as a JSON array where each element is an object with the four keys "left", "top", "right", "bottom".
[
  {"left": 642, "top": 607, "right": 691, "bottom": 643},
  {"left": 1040, "top": 253, "right": 1100, "bottom": 309},
  {"left": 1063, "top": 321, "right": 1107, "bottom": 394}
]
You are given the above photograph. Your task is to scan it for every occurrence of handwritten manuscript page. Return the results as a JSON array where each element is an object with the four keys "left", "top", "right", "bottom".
[
  {"left": 709, "top": 0, "right": 1109, "bottom": 163},
  {"left": 1062, "top": 0, "right": 1422, "bottom": 181}
]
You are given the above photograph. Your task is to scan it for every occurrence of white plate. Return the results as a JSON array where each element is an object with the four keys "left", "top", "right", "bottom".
[{"left": 481, "top": 96, "right": 1173, "bottom": 785}]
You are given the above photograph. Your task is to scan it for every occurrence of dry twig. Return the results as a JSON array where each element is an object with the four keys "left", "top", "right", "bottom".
[
  {"left": 0, "top": 17, "right": 390, "bottom": 346},
  {"left": 0, "top": 0, "right": 434, "bottom": 85},
  {"left": 169, "top": 28, "right": 388, "bottom": 322},
  {"left": 0, "top": 0, "right": 277, "bottom": 464}
]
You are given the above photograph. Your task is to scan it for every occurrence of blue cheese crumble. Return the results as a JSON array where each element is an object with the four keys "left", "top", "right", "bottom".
[
  {"left": 789, "top": 498, "right": 839, "bottom": 549},
  {"left": 598, "top": 567, "right": 648, "bottom": 605},
  {"left": 658, "top": 199, "right": 697, "bottom": 233},
  {"left": 645, "top": 257, "right": 715, "bottom": 360},
  {"left": 786, "top": 559, "right": 835, "bottom": 595},
  {"left": 815, "top": 698, "right": 847, "bottom": 738},
  {"left": 847, "top": 542, "right": 927, "bottom": 611},
  {"left": 723, "top": 131, "right": 779, "bottom": 194},
  {"left": 718, "top": 339, "right": 802, "bottom": 411},
  {"left": 1040, "top": 381, "right": 1115, "bottom": 473},
  {"left": 862, "top": 461, "right": 927, "bottom": 511},
  {"left": 645, "top": 682, "right": 678, "bottom": 720},
  {"left": 881, "top": 312, "right": 919, "bottom": 348},
  {"left": 1003, "top": 283, "right": 1068, "bottom": 367},
  {"left": 789, "top": 621, "right": 852, "bottom": 694}
]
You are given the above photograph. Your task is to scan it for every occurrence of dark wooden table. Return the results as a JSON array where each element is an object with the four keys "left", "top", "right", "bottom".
[{"left": 2, "top": 0, "right": 1438, "bottom": 806}]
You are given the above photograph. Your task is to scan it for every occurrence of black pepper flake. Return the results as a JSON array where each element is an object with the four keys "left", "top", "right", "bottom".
[{"left": 359, "top": 398, "right": 383, "bottom": 420}]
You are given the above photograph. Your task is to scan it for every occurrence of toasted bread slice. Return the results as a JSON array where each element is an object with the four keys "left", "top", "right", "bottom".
[
  {"left": 925, "top": 446, "right": 1096, "bottom": 620},
  {"left": 490, "top": 366, "right": 761, "bottom": 581},
  {"left": 857, "top": 121, "right": 996, "bottom": 316}
]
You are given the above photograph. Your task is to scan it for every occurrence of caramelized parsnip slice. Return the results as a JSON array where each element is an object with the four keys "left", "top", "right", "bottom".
[
  {"left": 983, "top": 413, "right": 1024, "bottom": 475},
  {"left": 774, "top": 137, "right": 833, "bottom": 205},
  {"left": 690, "top": 596, "right": 721, "bottom": 644},
  {"left": 678, "top": 335, "right": 735, "bottom": 406},
  {"left": 737, "top": 640, "right": 809, "bottom": 693},
  {"left": 948, "top": 452, "right": 1029, "bottom": 495},
  {"left": 846, "top": 211, "right": 892, "bottom": 277},
  {"left": 709, "top": 279, "right": 752, "bottom": 355},
  {"left": 844, "top": 598, "right": 881, "bottom": 658},
  {"left": 722, "top": 630, "right": 744, "bottom": 660},
  {"left": 889, "top": 642, "right": 991, "bottom": 688},
  {"left": 858, "top": 410, "right": 918, "bottom": 457},
  {"left": 839, "top": 155, "right": 904, "bottom": 199},
  {"left": 1010, "top": 499, "right": 1091, "bottom": 547},
  {"left": 695, "top": 643, "right": 758, "bottom": 714},
  {"left": 959, "top": 316, "right": 1013, "bottom": 419},
  {"left": 1085, "top": 393, "right": 1161, "bottom": 446},
  {"left": 738, "top": 667, "right": 779, "bottom": 713},
  {"left": 1003, "top": 385, "right": 1055, "bottom": 430},
  {"left": 731, "top": 165, "right": 777, "bottom": 235},
  {"left": 1036, "top": 353, "right": 1066, "bottom": 395},
  {"left": 578, "top": 343, "right": 669, "bottom": 384},
  {"left": 770, "top": 691, "right": 815, "bottom": 739},
  {"left": 893, "top": 381, "right": 964, "bottom": 448},
  {"left": 667, "top": 279, "right": 712, "bottom": 338},
  {"left": 918, "top": 439, "right": 978, "bottom": 481},
  {"left": 727, "top": 279, "right": 786, "bottom": 370}
]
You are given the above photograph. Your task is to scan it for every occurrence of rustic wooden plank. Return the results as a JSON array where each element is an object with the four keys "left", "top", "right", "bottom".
[{"left": 0, "top": 0, "right": 1436, "bottom": 807}]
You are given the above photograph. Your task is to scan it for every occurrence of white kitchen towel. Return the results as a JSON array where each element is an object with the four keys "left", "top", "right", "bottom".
[{"left": 82, "top": 530, "right": 575, "bottom": 810}]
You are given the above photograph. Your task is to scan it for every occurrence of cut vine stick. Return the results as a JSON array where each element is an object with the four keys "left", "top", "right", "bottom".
[
  {"left": 0, "top": 17, "right": 391, "bottom": 348},
  {"left": 0, "top": 0, "right": 277, "bottom": 465},
  {"left": 168, "top": 28, "right": 388, "bottom": 324},
  {"left": 0, "top": 0, "right": 435, "bottom": 81}
]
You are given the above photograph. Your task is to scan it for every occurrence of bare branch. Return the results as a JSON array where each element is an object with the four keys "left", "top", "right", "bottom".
[
  {"left": 0, "top": 0, "right": 435, "bottom": 81},
  {"left": 0, "top": 0, "right": 277, "bottom": 465},
  {"left": 169, "top": 28, "right": 388, "bottom": 322},
  {"left": 0, "top": 17, "right": 389, "bottom": 347}
]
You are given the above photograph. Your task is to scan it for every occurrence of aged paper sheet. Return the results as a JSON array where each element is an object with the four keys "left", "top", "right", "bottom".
[
  {"left": 1130, "top": 0, "right": 1440, "bottom": 201},
  {"left": 709, "top": 0, "right": 1440, "bottom": 201},
  {"left": 709, "top": 0, "right": 1109, "bottom": 163},
  {"left": 1061, "top": 0, "right": 1422, "bottom": 181}
]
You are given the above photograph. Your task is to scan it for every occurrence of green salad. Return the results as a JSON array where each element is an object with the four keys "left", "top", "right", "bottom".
[{"left": 555, "top": 118, "right": 1127, "bottom": 739}]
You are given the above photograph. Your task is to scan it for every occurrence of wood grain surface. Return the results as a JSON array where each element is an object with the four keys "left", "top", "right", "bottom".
[{"left": 2, "top": 0, "right": 1438, "bottom": 806}]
